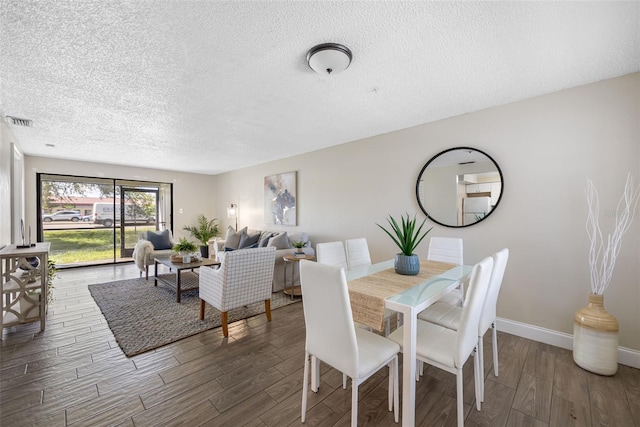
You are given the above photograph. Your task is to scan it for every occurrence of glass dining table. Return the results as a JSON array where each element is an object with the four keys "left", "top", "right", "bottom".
[{"left": 346, "top": 259, "right": 472, "bottom": 427}]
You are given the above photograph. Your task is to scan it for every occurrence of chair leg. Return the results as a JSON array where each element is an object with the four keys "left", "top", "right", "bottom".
[
  {"left": 474, "top": 346, "right": 482, "bottom": 411},
  {"left": 221, "top": 312, "right": 228, "bottom": 337},
  {"left": 265, "top": 299, "right": 272, "bottom": 321},
  {"left": 199, "top": 299, "right": 205, "bottom": 320},
  {"left": 145, "top": 265, "right": 149, "bottom": 280},
  {"left": 311, "top": 356, "right": 320, "bottom": 392},
  {"left": 492, "top": 322, "right": 499, "bottom": 377},
  {"left": 393, "top": 357, "right": 399, "bottom": 422},
  {"left": 301, "top": 352, "right": 310, "bottom": 422},
  {"left": 343, "top": 373, "right": 347, "bottom": 389},
  {"left": 478, "top": 335, "right": 485, "bottom": 403},
  {"left": 351, "top": 378, "right": 358, "bottom": 427},
  {"left": 388, "top": 363, "right": 393, "bottom": 411},
  {"left": 456, "top": 368, "right": 464, "bottom": 427}
]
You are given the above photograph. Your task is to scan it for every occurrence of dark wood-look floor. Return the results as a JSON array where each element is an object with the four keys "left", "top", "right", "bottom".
[{"left": 1, "top": 264, "right": 639, "bottom": 427}]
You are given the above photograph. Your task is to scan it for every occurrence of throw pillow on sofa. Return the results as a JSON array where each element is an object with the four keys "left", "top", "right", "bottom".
[
  {"left": 239, "top": 230, "right": 261, "bottom": 249},
  {"left": 146, "top": 230, "right": 173, "bottom": 250},
  {"left": 224, "top": 226, "right": 247, "bottom": 250},
  {"left": 258, "top": 230, "right": 275, "bottom": 247},
  {"left": 267, "top": 232, "right": 291, "bottom": 249}
]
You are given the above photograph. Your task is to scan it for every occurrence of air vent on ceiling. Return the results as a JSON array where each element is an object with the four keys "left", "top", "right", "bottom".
[{"left": 6, "top": 116, "right": 33, "bottom": 127}]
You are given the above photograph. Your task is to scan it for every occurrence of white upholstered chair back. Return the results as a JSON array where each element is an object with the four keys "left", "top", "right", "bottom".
[
  {"left": 345, "top": 238, "right": 372, "bottom": 271},
  {"left": 299, "top": 260, "right": 359, "bottom": 376},
  {"left": 480, "top": 248, "right": 509, "bottom": 334},
  {"left": 455, "top": 256, "right": 493, "bottom": 367},
  {"left": 299, "top": 260, "right": 400, "bottom": 425},
  {"left": 427, "top": 237, "right": 463, "bottom": 265},
  {"left": 316, "top": 241, "right": 348, "bottom": 270}
]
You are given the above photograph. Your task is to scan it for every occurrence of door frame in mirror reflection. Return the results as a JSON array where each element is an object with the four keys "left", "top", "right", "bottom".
[{"left": 416, "top": 147, "right": 503, "bottom": 228}]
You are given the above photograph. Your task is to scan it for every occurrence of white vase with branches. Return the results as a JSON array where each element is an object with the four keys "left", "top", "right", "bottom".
[{"left": 573, "top": 173, "right": 640, "bottom": 375}]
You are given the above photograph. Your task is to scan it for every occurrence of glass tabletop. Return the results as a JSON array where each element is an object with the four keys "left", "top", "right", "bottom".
[{"left": 346, "top": 260, "right": 472, "bottom": 309}]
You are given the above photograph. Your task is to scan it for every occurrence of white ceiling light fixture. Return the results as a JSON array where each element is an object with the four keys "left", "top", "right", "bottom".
[{"left": 306, "top": 43, "right": 353, "bottom": 75}]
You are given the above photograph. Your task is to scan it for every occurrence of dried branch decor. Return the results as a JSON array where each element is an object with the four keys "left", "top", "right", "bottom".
[{"left": 585, "top": 173, "right": 640, "bottom": 295}]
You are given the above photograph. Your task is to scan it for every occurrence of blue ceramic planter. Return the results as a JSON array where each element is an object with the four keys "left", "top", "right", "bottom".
[{"left": 394, "top": 254, "right": 420, "bottom": 276}]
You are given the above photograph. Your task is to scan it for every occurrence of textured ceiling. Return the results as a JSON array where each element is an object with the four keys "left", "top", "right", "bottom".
[{"left": 1, "top": 1, "right": 639, "bottom": 175}]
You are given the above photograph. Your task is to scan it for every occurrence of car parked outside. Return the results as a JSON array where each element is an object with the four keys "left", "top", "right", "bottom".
[
  {"left": 42, "top": 210, "right": 82, "bottom": 222},
  {"left": 81, "top": 215, "right": 93, "bottom": 222}
]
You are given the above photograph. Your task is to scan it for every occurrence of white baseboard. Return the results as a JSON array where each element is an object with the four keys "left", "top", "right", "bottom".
[{"left": 496, "top": 317, "right": 640, "bottom": 370}]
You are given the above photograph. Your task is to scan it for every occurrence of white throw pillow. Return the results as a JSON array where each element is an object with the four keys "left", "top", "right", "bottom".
[
  {"left": 224, "top": 226, "right": 247, "bottom": 250},
  {"left": 267, "top": 232, "right": 291, "bottom": 249}
]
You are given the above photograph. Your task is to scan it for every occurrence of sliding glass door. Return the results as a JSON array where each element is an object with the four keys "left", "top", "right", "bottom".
[
  {"left": 120, "top": 186, "right": 159, "bottom": 258},
  {"left": 38, "top": 174, "right": 172, "bottom": 268}
]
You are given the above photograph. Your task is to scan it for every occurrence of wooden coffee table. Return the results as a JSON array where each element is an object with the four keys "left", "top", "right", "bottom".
[
  {"left": 282, "top": 253, "right": 315, "bottom": 298},
  {"left": 154, "top": 257, "right": 220, "bottom": 302}
]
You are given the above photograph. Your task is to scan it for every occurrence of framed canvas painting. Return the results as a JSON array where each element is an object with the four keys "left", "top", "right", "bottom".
[{"left": 264, "top": 172, "right": 297, "bottom": 226}]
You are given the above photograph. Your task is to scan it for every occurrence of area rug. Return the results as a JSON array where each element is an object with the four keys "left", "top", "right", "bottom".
[{"left": 88, "top": 277, "right": 300, "bottom": 357}]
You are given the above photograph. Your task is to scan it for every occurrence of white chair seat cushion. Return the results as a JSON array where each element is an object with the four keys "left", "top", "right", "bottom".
[
  {"left": 388, "top": 321, "right": 457, "bottom": 369},
  {"left": 354, "top": 328, "right": 400, "bottom": 378},
  {"left": 418, "top": 301, "right": 462, "bottom": 331},
  {"left": 438, "top": 288, "right": 463, "bottom": 305}
]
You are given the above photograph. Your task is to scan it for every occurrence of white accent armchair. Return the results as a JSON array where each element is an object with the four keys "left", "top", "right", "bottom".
[
  {"left": 199, "top": 246, "right": 276, "bottom": 337},
  {"left": 133, "top": 230, "right": 176, "bottom": 280}
]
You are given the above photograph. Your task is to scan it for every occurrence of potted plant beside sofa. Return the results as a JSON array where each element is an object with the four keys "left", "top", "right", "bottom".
[
  {"left": 291, "top": 240, "right": 308, "bottom": 255},
  {"left": 183, "top": 214, "right": 219, "bottom": 259}
]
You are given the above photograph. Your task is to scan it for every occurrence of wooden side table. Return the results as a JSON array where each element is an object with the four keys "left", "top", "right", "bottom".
[{"left": 282, "top": 253, "right": 315, "bottom": 298}]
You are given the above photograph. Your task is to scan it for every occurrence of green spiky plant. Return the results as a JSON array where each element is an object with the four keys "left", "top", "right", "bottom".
[
  {"left": 183, "top": 214, "right": 219, "bottom": 246},
  {"left": 376, "top": 213, "right": 432, "bottom": 256}
]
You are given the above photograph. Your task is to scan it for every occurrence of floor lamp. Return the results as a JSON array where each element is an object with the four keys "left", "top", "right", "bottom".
[{"left": 227, "top": 204, "right": 238, "bottom": 231}]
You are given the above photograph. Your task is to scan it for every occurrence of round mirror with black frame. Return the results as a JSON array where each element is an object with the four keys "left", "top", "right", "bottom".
[{"left": 416, "top": 147, "right": 503, "bottom": 228}]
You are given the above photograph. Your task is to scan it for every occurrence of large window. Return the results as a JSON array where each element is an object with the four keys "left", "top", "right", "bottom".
[{"left": 37, "top": 174, "right": 173, "bottom": 268}]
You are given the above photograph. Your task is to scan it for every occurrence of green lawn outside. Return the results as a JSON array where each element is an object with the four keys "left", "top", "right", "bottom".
[{"left": 45, "top": 226, "right": 156, "bottom": 264}]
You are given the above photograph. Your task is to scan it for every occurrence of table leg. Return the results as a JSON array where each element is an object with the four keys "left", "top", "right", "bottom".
[
  {"left": 40, "top": 252, "right": 47, "bottom": 332},
  {"left": 401, "top": 306, "right": 417, "bottom": 427},
  {"left": 176, "top": 269, "right": 181, "bottom": 303},
  {"left": 154, "top": 260, "right": 158, "bottom": 287}
]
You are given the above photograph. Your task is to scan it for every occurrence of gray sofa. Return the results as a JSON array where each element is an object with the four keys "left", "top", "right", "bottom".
[{"left": 209, "top": 227, "right": 315, "bottom": 292}]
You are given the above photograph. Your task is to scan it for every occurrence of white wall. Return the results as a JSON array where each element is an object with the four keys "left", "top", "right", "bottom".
[
  {"left": 0, "top": 121, "right": 16, "bottom": 247},
  {"left": 23, "top": 157, "right": 218, "bottom": 242},
  {"left": 215, "top": 73, "right": 640, "bottom": 351}
]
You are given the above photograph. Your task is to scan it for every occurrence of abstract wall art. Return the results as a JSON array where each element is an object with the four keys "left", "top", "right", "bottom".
[{"left": 264, "top": 172, "right": 297, "bottom": 226}]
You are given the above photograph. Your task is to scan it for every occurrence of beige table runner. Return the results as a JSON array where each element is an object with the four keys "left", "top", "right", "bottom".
[{"left": 348, "top": 260, "right": 457, "bottom": 332}]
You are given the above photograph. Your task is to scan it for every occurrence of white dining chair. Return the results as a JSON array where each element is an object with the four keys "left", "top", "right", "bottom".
[
  {"left": 316, "top": 241, "right": 348, "bottom": 270},
  {"left": 418, "top": 248, "right": 509, "bottom": 405},
  {"left": 299, "top": 260, "right": 400, "bottom": 426},
  {"left": 427, "top": 237, "right": 464, "bottom": 305},
  {"left": 345, "top": 237, "right": 372, "bottom": 270},
  {"left": 389, "top": 256, "right": 494, "bottom": 427}
]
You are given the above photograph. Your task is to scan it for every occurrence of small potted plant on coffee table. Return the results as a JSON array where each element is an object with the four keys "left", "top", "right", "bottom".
[{"left": 172, "top": 238, "right": 198, "bottom": 263}]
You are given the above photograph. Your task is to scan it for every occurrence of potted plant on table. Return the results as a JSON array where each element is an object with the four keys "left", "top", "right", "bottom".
[
  {"left": 376, "top": 213, "right": 432, "bottom": 275},
  {"left": 172, "top": 238, "right": 198, "bottom": 263},
  {"left": 183, "top": 214, "right": 219, "bottom": 259},
  {"left": 291, "top": 240, "right": 307, "bottom": 255}
]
